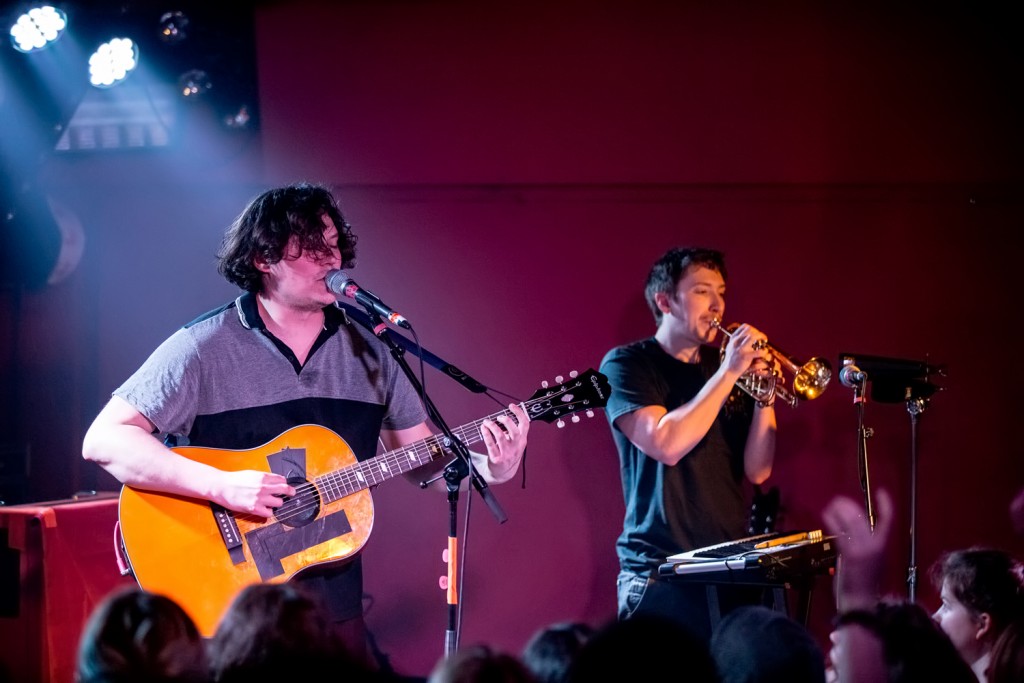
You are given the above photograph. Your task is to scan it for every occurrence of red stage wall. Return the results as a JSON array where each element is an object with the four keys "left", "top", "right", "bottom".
[{"left": 3, "top": 1, "right": 1022, "bottom": 678}]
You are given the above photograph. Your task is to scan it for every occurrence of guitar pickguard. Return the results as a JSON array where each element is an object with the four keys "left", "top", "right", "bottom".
[{"left": 245, "top": 509, "right": 354, "bottom": 579}]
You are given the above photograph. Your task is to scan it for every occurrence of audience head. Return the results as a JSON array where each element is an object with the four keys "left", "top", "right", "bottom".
[
  {"left": 567, "top": 613, "right": 716, "bottom": 682},
  {"left": 988, "top": 616, "right": 1024, "bottom": 683},
  {"left": 75, "top": 586, "right": 208, "bottom": 683},
  {"left": 207, "top": 581, "right": 370, "bottom": 683},
  {"left": 831, "top": 599, "right": 976, "bottom": 683},
  {"left": 428, "top": 644, "right": 536, "bottom": 683},
  {"left": 521, "top": 621, "right": 594, "bottom": 683},
  {"left": 929, "top": 547, "right": 1024, "bottom": 667},
  {"left": 710, "top": 605, "right": 825, "bottom": 683}
]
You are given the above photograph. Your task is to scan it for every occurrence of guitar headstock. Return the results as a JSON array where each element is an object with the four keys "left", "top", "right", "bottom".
[{"left": 525, "top": 368, "right": 611, "bottom": 427}]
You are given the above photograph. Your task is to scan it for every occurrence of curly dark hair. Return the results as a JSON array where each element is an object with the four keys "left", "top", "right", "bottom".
[
  {"left": 644, "top": 246, "right": 727, "bottom": 325},
  {"left": 217, "top": 182, "right": 358, "bottom": 293}
]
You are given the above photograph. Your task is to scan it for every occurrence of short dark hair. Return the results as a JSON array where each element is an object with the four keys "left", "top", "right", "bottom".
[
  {"left": 930, "top": 547, "right": 1024, "bottom": 634},
  {"left": 644, "top": 247, "right": 727, "bottom": 324},
  {"left": 710, "top": 605, "right": 825, "bottom": 683},
  {"left": 429, "top": 643, "right": 536, "bottom": 683},
  {"left": 568, "top": 614, "right": 717, "bottom": 682},
  {"left": 522, "top": 621, "right": 594, "bottom": 683},
  {"left": 217, "top": 182, "right": 358, "bottom": 293}
]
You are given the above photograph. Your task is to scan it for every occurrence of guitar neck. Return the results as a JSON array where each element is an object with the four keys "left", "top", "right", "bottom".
[
  {"left": 313, "top": 368, "right": 611, "bottom": 504},
  {"left": 316, "top": 406, "right": 518, "bottom": 504}
]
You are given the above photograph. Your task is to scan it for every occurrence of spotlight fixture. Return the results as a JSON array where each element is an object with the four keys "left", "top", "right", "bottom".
[
  {"left": 157, "top": 10, "right": 189, "bottom": 45},
  {"left": 9, "top": 4, "right": 67, "bottom": 53},
  {"left": 88, "top": 36, "right": 138, "bottom": 88},
  {"left": 45, "top": 4, "right": 261, "bottom": 151}
]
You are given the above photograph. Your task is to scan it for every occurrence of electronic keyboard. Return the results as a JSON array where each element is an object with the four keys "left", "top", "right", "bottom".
[{"left": 658, "top": 530, "right": 837, "bottom": 584}]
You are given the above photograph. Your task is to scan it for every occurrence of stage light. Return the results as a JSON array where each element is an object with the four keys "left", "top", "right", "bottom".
[
  {"left": 88, "top": 36, "right": 138, "bottom": 88},
  {"left": 158, "top": 10, "right": 189, "bottom": 45},
  {"left": 223, "top": 104, "right": 252, "bottom": 130},
  {"left": 35, "top": 4, "right": 261, "bottom": 150},
  {"left": 177, "top": 68, "right": 211, "bottom": 98},
  {"left": 9, "top": 4, "right": 67, "bottom": 53}
]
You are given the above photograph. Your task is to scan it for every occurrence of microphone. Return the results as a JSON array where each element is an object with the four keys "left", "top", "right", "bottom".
[
  {"left": 325, "top": 270, "right": 411, "bottom": 329},
  {"left": 839, "top": 364, "right": 867, "bottom": 389}
]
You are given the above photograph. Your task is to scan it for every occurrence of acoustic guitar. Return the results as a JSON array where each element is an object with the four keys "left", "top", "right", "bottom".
[{"left": 117, "top": 369, "right": 610, "bottom": 635}]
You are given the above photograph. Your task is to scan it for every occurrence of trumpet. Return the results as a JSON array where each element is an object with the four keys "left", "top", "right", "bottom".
[{"left": 710, "top": 318, "right": 832, "bottom": 407}]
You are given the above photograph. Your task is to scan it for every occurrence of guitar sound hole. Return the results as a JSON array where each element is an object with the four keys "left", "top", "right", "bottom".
[{"left": 274, "top": 476, "right": 321, "bottom": 528}]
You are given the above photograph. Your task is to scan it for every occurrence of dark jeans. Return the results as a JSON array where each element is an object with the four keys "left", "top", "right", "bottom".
[{"left": 617, "top": 569, "right": 769, "bottom": 643}]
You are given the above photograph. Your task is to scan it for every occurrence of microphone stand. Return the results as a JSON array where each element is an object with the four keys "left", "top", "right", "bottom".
[
  {"left": 905, "top": 391, "right": 928, "bottom": 603},
  {"left": 356, "top": 307, "right": 506, "bottom": 660},
  {"left": 840, "top": 352, "right": 944, "bottom": 604},
  {"left": 852, "top": 375, "right": 876, "bottom": 531}
]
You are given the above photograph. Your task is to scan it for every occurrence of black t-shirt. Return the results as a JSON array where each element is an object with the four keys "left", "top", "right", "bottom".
[{"left": 600, "top": 338, "right": 753, "bottom": 575}]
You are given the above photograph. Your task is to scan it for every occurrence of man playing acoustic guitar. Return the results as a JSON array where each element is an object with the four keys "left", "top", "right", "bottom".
[{"left": 82, "top": 182, "right": 530, "bottom": 669}]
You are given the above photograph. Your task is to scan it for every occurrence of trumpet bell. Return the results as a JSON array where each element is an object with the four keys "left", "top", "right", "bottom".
[{"left": 791, "top": 358, "right": 833, "bottom": 401}]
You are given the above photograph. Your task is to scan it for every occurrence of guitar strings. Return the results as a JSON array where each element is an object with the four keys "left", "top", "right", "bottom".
[
  {"left": 266, "top": 407, "right": 512, "bottom": 526},
  {"left": 259, "top": 379, "right": 590, "bottom": 526}
]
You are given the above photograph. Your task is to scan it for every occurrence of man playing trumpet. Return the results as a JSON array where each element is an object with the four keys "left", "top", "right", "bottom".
[{"left": 599, "top": 246, "right": 778, "bottom": 642}]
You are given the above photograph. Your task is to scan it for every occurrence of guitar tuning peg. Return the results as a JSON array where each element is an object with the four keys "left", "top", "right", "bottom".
[
  {"left": 555, "top": 375, "right": 564, "bottom": 383},
  {"left": 585, "top": 409, "right": 594, "bottom": 418},
  {"left": 556, "top": 419, "right": 565, "bottom": 428},
  {"left": 541, "top": 380, "right": 549, "bottom": 388},
  {"left": 571, "top": 414, "right": 580, "bottom": 423},
  {"left": 569, "top": 370, "right": 578, "bottom": 378}
]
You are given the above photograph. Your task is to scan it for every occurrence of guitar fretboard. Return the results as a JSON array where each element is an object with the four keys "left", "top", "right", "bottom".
[{"left": 315, "top": 407, "right": 516, "bottom": 504}]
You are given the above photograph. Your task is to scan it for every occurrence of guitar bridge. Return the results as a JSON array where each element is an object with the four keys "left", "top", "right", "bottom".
[{"left": 210, "top": 503, "right": 246, "bottom": 565}]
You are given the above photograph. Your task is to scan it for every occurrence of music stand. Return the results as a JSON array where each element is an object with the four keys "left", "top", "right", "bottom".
[{"left": 838, "top": 353, "right": 945, "bottom": 603}]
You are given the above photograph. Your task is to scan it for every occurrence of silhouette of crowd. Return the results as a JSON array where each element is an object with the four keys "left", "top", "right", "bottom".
[{"left": 71, "top": 487, "right": 1024, "bottom": 683}]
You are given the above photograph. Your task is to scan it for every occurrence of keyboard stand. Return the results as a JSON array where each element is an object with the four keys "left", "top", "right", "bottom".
[{"left": 684, "top": 575, "right": 820, "bottom": 629}]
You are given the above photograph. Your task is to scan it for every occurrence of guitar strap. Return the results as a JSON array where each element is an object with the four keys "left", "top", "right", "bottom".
[{"left": 334, "top": 301, "right": 488, "bottom": 394}]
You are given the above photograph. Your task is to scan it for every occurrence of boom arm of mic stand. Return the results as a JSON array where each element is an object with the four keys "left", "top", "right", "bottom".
[
  {"left": 337, "top": 302, "right": 488, "bottom": 393},
  {"left": 359, "top": 308, "right": 507, "bottom": 524}
]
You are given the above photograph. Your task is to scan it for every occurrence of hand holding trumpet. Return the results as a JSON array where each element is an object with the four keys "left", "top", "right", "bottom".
[
  {"left": 711, "top": 317, "right": 832, "bottom": 407},
  {"left": 717, "top": 322, "right": 777, "bottom": 377}
]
